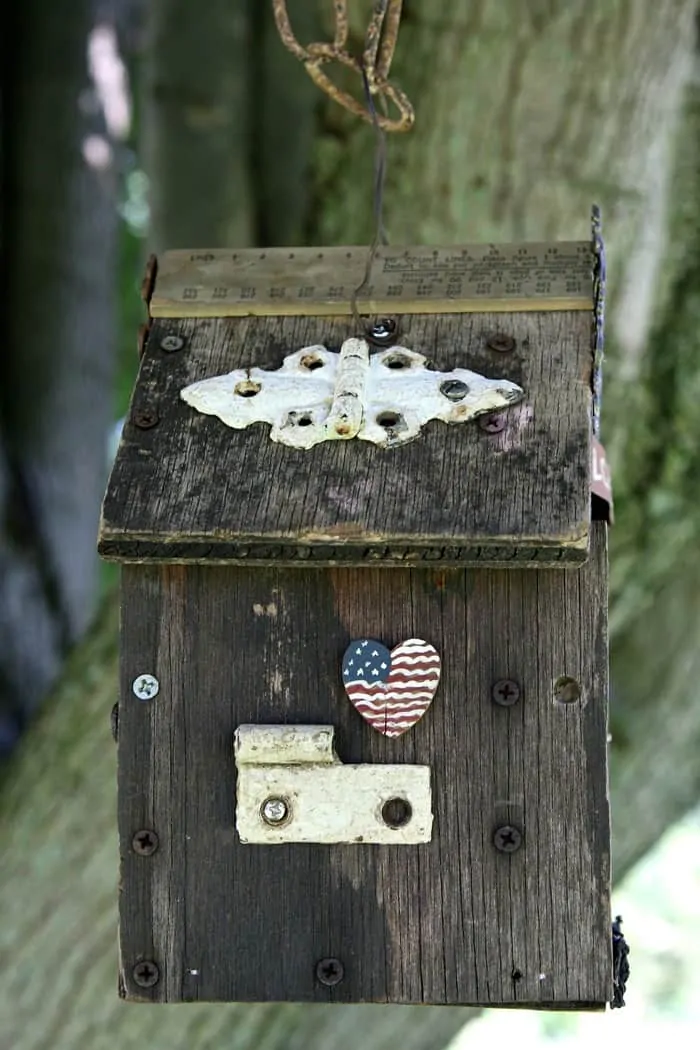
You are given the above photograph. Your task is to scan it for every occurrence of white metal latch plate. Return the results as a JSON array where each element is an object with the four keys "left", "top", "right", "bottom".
[
  {"left": 182, "top": 339, "right": 523, "bottom": 448},
  {"left": 234, "top": 724, "right": 432, "bottom": 844}
]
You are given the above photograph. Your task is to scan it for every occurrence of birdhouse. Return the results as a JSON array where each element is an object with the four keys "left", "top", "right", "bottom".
[{"left": 100, "top": 241, "right": 614, "bottom": 1009}]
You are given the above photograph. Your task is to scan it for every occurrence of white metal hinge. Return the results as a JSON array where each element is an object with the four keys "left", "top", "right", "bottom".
[{"left": 182, "top": 339, "right": 523, "bottom": 448}]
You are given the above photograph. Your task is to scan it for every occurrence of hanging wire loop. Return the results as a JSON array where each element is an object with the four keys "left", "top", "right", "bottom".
[{"left": 272, "top": 0, "right": 415, "bottom": 132}]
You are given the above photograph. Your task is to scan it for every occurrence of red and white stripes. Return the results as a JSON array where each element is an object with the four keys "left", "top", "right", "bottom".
[{"left": 345, "top": 639, "right": 441, "bottom": 737}]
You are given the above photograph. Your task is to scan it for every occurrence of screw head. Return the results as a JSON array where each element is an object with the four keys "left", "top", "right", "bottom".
[
  {"left": 160, "top": 334, "right": 185, "bottom": 352},
  {"left": 132, "top": 829, "right": 159, "bottom": 856},
  {"left": 440, "top": 379, "right": 469, "bottom": 402},
  {"left": 132, "top": 960, "right": 160, "bottom": 988},
  {"left": 487, "top": 332, "right": 516, "bottom": 353},
  {"left": 132, "top": 674, "right": 159, "bottom": 701},
  {"left": 133, "top": 408, "right": 159, "bottom": 429},
  {"left": 493, "top": 825, "right": 523, "bottom": 853},
  {"left": 491, "top": 679, "right": 521, "bottom": 707},
  {"left": 110, "top": 702, "right": 119, "bottom": 742},
  {"left": 316, "top": 957, "right": 344, "bottom": 987},
  {"left": 478, "top": 413, "right": 506, "bottom": 434},
  {"left": 367, "top": 318, "right": 397, "bottom": 344},
  {"left": 261, "top": 797, "right": 290, "bottom": 826}
]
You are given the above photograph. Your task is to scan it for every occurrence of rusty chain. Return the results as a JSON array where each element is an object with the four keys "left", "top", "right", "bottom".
[{"left": 272, "top": 0, "right": 414, "bottom": 132}]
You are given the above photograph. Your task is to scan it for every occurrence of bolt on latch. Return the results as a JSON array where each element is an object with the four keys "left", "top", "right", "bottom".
[{"left": 234, "top": 724, "right": 432, "bottom": 844}]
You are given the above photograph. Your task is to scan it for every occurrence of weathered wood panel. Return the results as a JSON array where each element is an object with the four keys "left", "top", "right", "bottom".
[
  {"left": 117, "top": 524, "right": 610, "bottom": 1006},
  {"left": 100, "top": 310, "right": 592, "bottom": 565}
]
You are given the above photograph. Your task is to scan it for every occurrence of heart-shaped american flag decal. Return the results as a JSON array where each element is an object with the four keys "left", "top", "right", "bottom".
[{"left": 342, "top": 638, "right": 441, "bottom": 737}]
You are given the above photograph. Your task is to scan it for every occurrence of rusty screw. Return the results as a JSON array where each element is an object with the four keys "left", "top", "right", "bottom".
[
  {"left": 160, "top": 334, "right": 185, "bottom": 353},
  {"left": 132, "top": 829, "right": 159, "bottom": 856},
  {"left": 316, "top": 957, "right": 345, "bottom": 987},
  {"left": 478, "top": 413, "right": 506, "bottom": 434},
  {"left": 133, "top": 408, "right": 159, "bottom": 430},
  {"left": 491, "top": 679, "right": 521, "bottom": 707},
  {"left": 487, "top": 333, "right": 516, "bottom": 353},
  {"left": 132, "top": 960, "right": 160, "bottom": 988},
  {"left": 493, "top": 825, "right": 523, "bottom": 853}
]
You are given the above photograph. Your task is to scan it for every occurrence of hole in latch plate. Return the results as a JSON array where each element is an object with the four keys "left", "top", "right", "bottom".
[
  {"left": 381, "top": 797, "right": 413, "bottom": 829},
  {"left": 376, "top": 411, "right": 402, "bottom": 429}
]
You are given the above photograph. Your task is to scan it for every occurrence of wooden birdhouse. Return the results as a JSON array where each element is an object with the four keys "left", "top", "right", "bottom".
[{"left": 100, "top": 241, "right": 615, "bottom": 1009}]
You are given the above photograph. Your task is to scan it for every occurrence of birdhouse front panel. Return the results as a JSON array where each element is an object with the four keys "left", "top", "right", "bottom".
[{"left": 101, "top": 244, "right": 612, "bottom": 1008}]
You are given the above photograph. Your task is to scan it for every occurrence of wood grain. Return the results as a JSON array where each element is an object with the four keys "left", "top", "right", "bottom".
[
  {"left": 100, "top": 311, "right": 592, "bottom": 565},
  {"left": 149, "top": 244, "right": 593, "bottom": 317},
  {"left": 117, "top": 524, "right": 611, "bottom": 1007}
]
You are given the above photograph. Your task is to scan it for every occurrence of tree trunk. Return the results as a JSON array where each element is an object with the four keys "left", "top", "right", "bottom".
[
  {"left": 2, "top": 2, "right": 700, "bottom": 1048},
  {"left": 0, "top": 0, "right": 119, "bottom": 751}
]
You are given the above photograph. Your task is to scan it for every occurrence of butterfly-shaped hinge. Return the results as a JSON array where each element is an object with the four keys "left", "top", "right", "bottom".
[{"left": 181, "top": 338, "right": 523, "bottom": 449}]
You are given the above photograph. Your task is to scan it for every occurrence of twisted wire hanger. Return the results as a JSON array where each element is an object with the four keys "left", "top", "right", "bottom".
[{"left": 272, "top": 0, "right": 414, "bottom": 132}]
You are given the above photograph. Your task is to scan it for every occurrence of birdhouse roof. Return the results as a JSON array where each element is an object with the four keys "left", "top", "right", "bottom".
[{"left": 99, "top": 244, "right": 595, "bottom": 567}]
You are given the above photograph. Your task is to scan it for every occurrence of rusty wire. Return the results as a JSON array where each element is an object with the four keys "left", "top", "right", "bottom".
[{"left": 272, "top": 0, "right": 414, "bottom": 132}]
